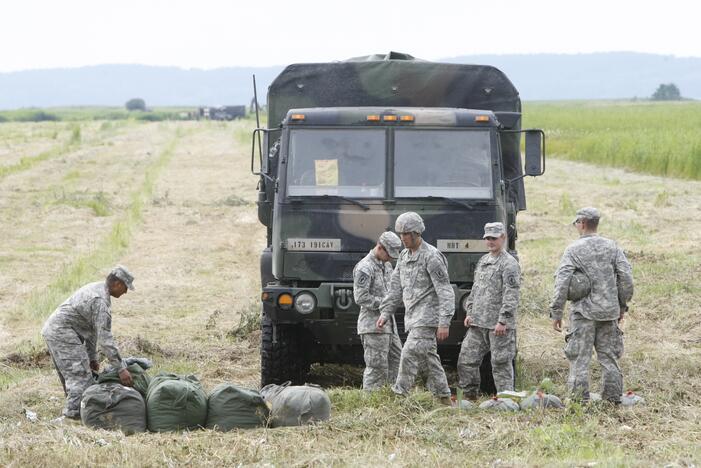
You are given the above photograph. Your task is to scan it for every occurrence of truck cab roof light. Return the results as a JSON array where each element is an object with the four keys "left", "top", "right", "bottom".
[
  {"left": 383, "top": 115, "right": 398, "bottom": 122},
  {"left": 290, "top": 114, "right": 305, "bottom": 121},
  {"left": 400, "top": 115, "right": 415, "bottom": 122},
  {"left": 366, "top": 115, "right": 381, "bottom": 121},
  {"left": 475, "top": 115, "right": 490, "bottom": 122}
]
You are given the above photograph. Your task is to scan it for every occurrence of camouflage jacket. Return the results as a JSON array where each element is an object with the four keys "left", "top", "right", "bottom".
[
  {"left": 380, "top": 240, "right": 455, "bottom": 331},
  {"left": 353, "top": 250, "right": 396, "bottom": 334},
  {"left": 466, "top": 250, "right": 521, "bottom": 329},
  {"left": 550, "top": 234, "right": 634, "bottom": 321},
  {"left": 41, "top": 282, "right": 124, "bottom": 369}
]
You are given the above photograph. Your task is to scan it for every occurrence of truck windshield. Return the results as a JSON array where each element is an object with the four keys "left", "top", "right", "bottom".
[
  {"left": 394, "top": 129, "right": 493, "bottom": 199},
  {"left": 287, "top": 129, "right": 386, "bottom": 198}
]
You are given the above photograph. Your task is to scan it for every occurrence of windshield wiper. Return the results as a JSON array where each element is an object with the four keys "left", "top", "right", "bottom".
[
  {"left": 292, "top": 194, "right": 370, "bottom": 211},
  {"left": 426, "top": 196, "right": 473, "bottom": 210}
]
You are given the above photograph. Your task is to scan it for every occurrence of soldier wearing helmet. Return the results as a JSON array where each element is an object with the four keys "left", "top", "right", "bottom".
[
  {"left": 353, "top": 231, "right": 403, "bottom": 390},
  {"left": 550, "top": 207, "right": 634, "bottom": 403},
  {"left": 377, "top": 212, "right": 455, "bottom": 405}
]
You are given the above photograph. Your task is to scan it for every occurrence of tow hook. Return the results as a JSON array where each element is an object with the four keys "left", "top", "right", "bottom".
[{"left": 334, "top": 288, "right": 353, "bottom": 310}]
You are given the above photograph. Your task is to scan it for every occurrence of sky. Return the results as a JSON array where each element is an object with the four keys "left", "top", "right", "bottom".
[{"left": 2, "top": 0, "right": 700, "bottom": 72}]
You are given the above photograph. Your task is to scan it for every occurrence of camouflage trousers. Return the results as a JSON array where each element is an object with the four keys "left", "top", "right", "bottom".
[
  {"left": 360, "top": 333, "right": 402, "bottom": 391},
  {"left": 392, "top": 327, "right": 451, "bottom": 398},
  {"left": 44, "top": 335, "right": 94, "bottom": 418},
  {"left": 457, "top": 326, "right": 516, "bottom": 397},
  {"left": 565, "top": 312, "right": 624, "bottom": 403}
]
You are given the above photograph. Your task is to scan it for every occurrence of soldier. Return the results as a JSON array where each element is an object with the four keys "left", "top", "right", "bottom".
[
  {"left": 377, "top": 212, "right": 455, "bottom": 405},
  {"left": 353, "top": 231, "right": 403, "bottom": 390},
  {"left": 457, "top": 222, "right": 520, "bottom": 398},
  {"left": 41, "top": 266, "right": 135, "bottom": 419},
  {"left": 550, "top": 207, "right": 634, "bottom": 403}
]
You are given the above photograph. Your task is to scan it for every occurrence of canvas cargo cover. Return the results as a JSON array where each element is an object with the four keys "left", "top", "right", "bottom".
[
  {"left": 97, "top": 362, "right": 151, "bottom": 398},
  {"left": 267, "top": 55, "right": 526, "bottom": 209}
]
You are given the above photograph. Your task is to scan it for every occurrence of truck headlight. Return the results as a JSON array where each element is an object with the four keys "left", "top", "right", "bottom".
[
  {"left": 461, "top": 294, "right": 471, "bottom": 313},
  {"left": 294, "top": 292, "right": 316, "bottom": 314}
]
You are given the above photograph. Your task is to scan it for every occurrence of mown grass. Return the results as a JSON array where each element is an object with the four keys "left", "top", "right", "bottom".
[
  {"left": 0, "top": 106, "right": 196, "bottom": 122},
  {"left": 17, "top": 134, "right": 181, "bottom": 323},
  {"left": 523, "top": 100, "right": 701, "bottom": 180}
]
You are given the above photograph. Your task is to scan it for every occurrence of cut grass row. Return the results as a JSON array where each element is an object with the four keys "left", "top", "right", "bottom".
[
  {"left": 523, "top": 100, "right": 701, "bottom": 179},
  {"left": 15, "top": 131, "right": 182, "bottom": 328}
]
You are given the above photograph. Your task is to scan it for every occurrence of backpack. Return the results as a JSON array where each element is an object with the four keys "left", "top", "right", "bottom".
[
  {"left": 260, "top": 382, "right": 331, "bottom": 427},
  {"left": 80, "top": 383, "right": 146, "bottom": 434},
  {"left": 146, "top": 373, "right": 208, "bottom": 432},
  {"left": 206, "top": 383, "right": 270, "bottom": 430}
]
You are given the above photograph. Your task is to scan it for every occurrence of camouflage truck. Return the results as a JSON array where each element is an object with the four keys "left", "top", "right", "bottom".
[{"left": 251, "top": 52, "right": 545, "bottom": 391}]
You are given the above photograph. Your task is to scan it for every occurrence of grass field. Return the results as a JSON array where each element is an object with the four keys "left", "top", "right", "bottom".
[
  {"left": 0, "top": 109, "right": 700, "bottom": 466},
  {"left": 524, "top": 100, "right": 701, "bottom": 180}
]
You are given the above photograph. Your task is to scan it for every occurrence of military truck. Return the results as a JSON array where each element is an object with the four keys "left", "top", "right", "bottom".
[{"left": 251, "top": 52, "right": 545, "bottom": 391}]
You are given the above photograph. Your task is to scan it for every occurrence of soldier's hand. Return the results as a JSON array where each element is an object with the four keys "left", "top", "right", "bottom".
[
  {"left": 436, "top": 326, "right": 449, "bottom": 342},
  {"left": 552, "top": 319, "right": 562, "bottom": 332},
  {"left": 619, "top": 309, "right": 625, "bottom": 323},
  {"left": 464, "top": 316, "right": 473, "bottom": 328},
  {"left": 119, "top": 368, "right": 133, "bottom": 387},
  {"left": 376, "top": 317, "right": 386, "bottom": 329},
  {"left": 494, "top": 322, "right": 507, "bottom": 336},
  {"left": 89, "top": 360, "right": 100, "bottom": 372}
]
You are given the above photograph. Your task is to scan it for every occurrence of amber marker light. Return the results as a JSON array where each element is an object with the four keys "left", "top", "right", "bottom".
[
  {"left": 367, "top": 115, "right": 381, "bottom": 121},
  {"left": 475, "top": 115, "right": 490, "bottom": 122},
  {"left": 383, "top": 115, "right": 398, "bottom": 122},
  {"left": 400, "top": 115, "right": 415, "bottom": 122},
  {"left": 278, "top": 293, "right": 294, "bottom": 309},
  {"left": 290, "top": 114, "right": 305, "bottom": 121}
]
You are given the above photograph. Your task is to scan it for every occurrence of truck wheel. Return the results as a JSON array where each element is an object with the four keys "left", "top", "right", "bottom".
[{"left": 260, "top": 315, "right": 309, "bottom": 386}]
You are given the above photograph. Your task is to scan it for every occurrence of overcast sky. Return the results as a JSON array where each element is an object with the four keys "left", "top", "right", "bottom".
[{"left": 2, "top": 0, "right": 700, "bottom": 72}]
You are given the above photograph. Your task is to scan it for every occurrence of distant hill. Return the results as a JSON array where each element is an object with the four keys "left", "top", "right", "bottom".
[{"left": 0, "top": 52, "right": 699, "bottom": 109}]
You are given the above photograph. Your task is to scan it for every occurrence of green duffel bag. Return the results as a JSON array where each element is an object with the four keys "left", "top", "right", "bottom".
[
  {"left": 97, "top": 362, "right": 151, "bottom": 398},
  {"left": 260, "top": 381, "right": 331, "bottom": 427},
  {"left": 206, "top": 383, "right": 270, "bottom": 431},
  {"left": 146, "top": 373, "right": 208, "bottom": 432},
  {"left": 80, "top": 383, "right": 146, "bottom": 434}
]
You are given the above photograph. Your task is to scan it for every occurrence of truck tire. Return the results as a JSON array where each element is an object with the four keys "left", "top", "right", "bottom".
[{"left": 260, "top": 315, "right": 309, "bottom": 386}]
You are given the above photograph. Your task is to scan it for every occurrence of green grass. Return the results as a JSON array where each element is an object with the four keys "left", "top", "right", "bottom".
[
  {"left": 0, "top": 106, "right": 197, "bottom": 122},
  {"left": 523, "top": 100, "right": 701, "bottom": 179}
]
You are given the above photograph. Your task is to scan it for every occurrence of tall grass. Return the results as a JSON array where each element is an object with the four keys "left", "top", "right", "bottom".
[{"left": 523, "top": 101, "right": 701, "bottom": 180}]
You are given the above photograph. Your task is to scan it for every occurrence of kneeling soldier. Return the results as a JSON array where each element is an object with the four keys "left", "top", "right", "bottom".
[
  {"left": 458, "top": 222, "right": 520, "bottom": 399},
  {"left": 353, "top": 232, "right": 403, "bottom": 390}
]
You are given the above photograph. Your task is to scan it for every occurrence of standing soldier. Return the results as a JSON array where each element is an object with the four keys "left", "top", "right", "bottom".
[
  {"left": 457, "top": 222, "right": 520, "bottom": 399},
  {"left": 41, "top": 266, "right": 135, "bottom": 419},
  {"left": 377, "top": 212, "right": 455, "bottom": 405},
  {"left": 550, "top": 207, "right": 634, "bottom": 403},
  {"left": 353, "top": 231, "right": 403, "bottom": 390}
]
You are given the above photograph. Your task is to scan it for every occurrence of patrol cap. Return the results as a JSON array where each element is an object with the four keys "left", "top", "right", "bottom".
[
  {"left": 110, "top": 265, "right": 135, "bottom": 290},
  {"left": 572, "top": 207, "right": 601, "bottom": 224},
  {"left": 483, "top": 222, "right": 506, "bottom": 239},
  {"left": 395, "top": 212, "right": 425, "bottom": 234},
  {"left": 378, "top": 231, "right": 402, "bottom": 259}
]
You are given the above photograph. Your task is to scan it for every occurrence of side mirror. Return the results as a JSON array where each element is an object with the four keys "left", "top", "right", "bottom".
[
  {"left": 524, "top": 130, "right": 545, "bottom": 176},
  {"left": 251, "top": 128, "right": 272, "bottom": 177}
]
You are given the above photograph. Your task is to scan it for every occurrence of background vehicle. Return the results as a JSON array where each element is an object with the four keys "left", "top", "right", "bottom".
[{"left": 251, "top": 52, "right": 545, "bottom": 392}]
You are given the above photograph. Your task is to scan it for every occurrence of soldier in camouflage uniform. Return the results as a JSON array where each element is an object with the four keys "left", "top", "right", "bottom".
[
  {"left": 377, "top": 212, "right": 455, "bottom": 404},
  {"left": 550, "top": 208, "right": 634, "bottom": 403},
  {"left": 457, "top": 222, "right": 520, "bottom": 398},
  {"left": 41, "top": 266, "right": 135, "bottom": 418},
  {"left": 353, "top": 231, "right": 403, "bottom": 390}
]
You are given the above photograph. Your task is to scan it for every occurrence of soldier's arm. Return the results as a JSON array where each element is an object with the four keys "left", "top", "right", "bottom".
[
  {"left": 94, "top": 300, "right": 125, "bottom": 370},
  {"left": 84, "top": 335, "right": 98, "bottom": 363},
  {"left": 615, "top": 247, "right": 634, "bottom": 308},
  {"left": 379, "top": 266, "right": 402, "bottom": 322},
  {"left": 499, "top": 261, "right": 521, "bottom": 325},
  {"left": 353, "top": 266, "right": 379, "bottom": 310},
  {"left": 427, "top": 254, "right": 455, "bottom": 327},
  {"left": 549, "top": 249, "right": 576, "bottom": 321}
]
